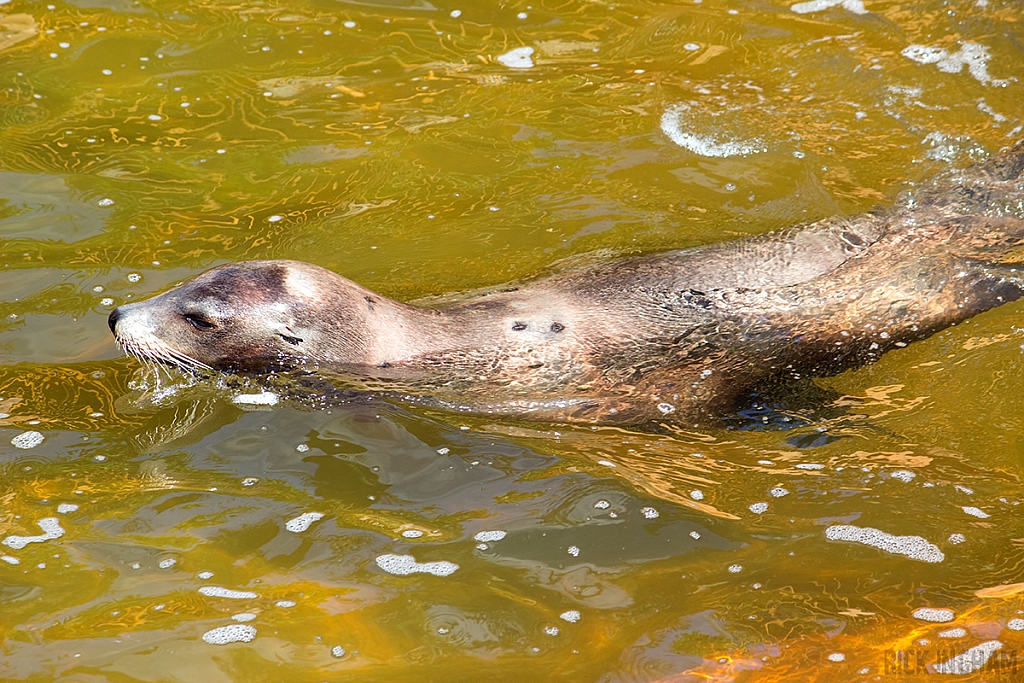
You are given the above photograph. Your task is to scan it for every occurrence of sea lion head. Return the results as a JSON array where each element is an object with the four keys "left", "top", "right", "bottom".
[{"left": 108, "top": 260, "right": 372, "bottom": 372}]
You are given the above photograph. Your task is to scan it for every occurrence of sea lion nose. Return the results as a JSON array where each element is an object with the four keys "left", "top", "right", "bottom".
[{"left": 108, "top": 307, "right": 122, "bottom": 334}]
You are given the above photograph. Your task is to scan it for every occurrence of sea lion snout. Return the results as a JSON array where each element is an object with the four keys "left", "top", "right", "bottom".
[{"left": 107, "top": 307, "right": 123, "bottom": 334}]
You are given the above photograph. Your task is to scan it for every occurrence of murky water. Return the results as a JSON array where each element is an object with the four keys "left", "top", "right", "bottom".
[{"left": 1, "top": 0, "right": 1024, "bottom": 680}]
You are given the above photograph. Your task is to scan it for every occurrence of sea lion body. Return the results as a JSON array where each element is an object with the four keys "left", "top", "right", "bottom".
[{"left": 110, "top": 145, "right": 1024, "bottom": 425}]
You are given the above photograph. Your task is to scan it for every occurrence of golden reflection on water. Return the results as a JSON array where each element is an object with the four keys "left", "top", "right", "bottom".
[{"left": 1, "top": 0, "right": 1024, "bottom": 680}]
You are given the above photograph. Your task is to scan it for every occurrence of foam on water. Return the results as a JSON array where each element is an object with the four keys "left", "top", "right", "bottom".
[
  {"left": 962, "top": 506, "right": 990, "bottom": 519},
  {"left": 934, "top": 640, "right": 1002, "bottom": 674},
  {"left": 1008, "top": 618, "right": 1024, "bottom": 631},
  {"left": 825, "top": 525, "right": 945, "bottom": 563},
  {"left": 402, "top": 529, "right": 425, "bottom": 539},
  {"left": 198, "top": 586, "right": 259, "bottom": 599},
  {"left": 749, "top": 502, "right": 768, "bottom": 514},
  {"left": 473, "top": 530, "right": 506, "bottom": 542},
  {"left": 3, "top": 517, "right": 65, "bottom": 550},
  {"left": 56, "top": 503, "right": 78, "bottom": 514},
  {"left": 790, "top": 0, "right": 867, "bottom": 14},
  {"left": 912, "top": 607, "right": 955, "bottom": 623},
  {"left": 660, "top": 105, "right": 764, "bottom": 157},
  {"left": 201, "top": 624, "right": 257, "bottom": 645},
  {"left": 375, "top": 554, "right": 459, "bottom": 577},
  {"left": 11, "top": 431, "right": 44, "bottom": 449},
  {"left": 827, "top": 653, "right": 846, "bottom": 662},
  {"left": 939, "top": 628, "right": 967, "bottom": 638},
  {"left": 496, "top": 47, "right": 534, "bottom": 69},
  {"left": 232, "top": 391, "right": 279, "bottom": 406},
  {"left": 902, "top": 42, "right": 1005, "bottom": 85},
  {"left": 231, "top": 612, "right": 256, "bottom": 622},
  {"left": 769, "top": 487, "right": 789, "bottom": 498},
  {"left": 890, "top": 470, "right": 916, "bottom": 482},
  {"left": 795, "top": 463, "right": 825, "bottom": 470},
  {"left": 1, "top": 555, "right": 20, "bottom": 564},
  {"left": 641, "top": 507, "right": 659, "bottom": 519},
  {"left": 275, "top": 600, "right": 296, "bottom": 608},
  {"left": 560, "top": 610, "right": 581, "bottom": 623},
  {"left": 285, "top": 512, "right": 325, "bottom": 533}
]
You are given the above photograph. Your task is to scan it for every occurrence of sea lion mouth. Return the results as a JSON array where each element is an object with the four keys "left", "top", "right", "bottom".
[{"left": 114, "top": 335, "right": 213, "bottom": 375}]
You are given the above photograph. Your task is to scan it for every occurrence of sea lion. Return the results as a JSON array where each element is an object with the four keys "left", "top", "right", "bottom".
[{"left": 109, "top": 143, "right": 1024, "bottom": 425}]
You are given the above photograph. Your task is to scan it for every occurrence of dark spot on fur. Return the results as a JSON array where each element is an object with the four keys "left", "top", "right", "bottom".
[
  {"left": 279, "top": 333, "right": 303, "bottom": 345},
  {"left": 379, "top": 361, "right": 392, "bottom": 368},
  {"left": 512, "top": 321, "right": 527, "bottom": 331},
  {"left": 688, "top": 289, "right": 705, "bottom": 296},
  {"left": 841, "top": 231, "right": 865, "bottom": 247},
  {"left": 527, "top": 363, "right": 543, "bottom": 369},
  {"left": 364, "top": 295, "right": 375, "bottom": 312},
  {"left": 550, "top": 322, "right": 565, "bottom": 333}
]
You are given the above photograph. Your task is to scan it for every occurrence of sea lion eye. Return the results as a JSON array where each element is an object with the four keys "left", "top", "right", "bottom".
[{"left": 184, "top": 313, "right": 216, "bottom": 330}]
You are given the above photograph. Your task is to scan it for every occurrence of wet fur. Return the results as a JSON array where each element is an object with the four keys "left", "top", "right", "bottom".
[{"left": 111, "top": 143, "right": 1024, "bottom": 426}]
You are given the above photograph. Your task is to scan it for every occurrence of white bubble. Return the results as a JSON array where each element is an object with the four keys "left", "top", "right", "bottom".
[
  {"left": 241, "top": 477, "right": 259, "bottom": 487},
  {"left": 1, "top": 555, "right": 20, "bottom": 564},
  {"left": 769, "top": 487, "right": 789, "bottom": 498},
  {"left": 902, "top": 42, "right": 1003, "bottom": 85},
  {"left": 3, "top": 517, "right": 65, "bottom": 549},
  {"left": 517, "top": 12, "right": 528, "bottom": 19},
  {"left": 560, "top": 610, "right": 581, "bottom": 623},
  {"left": 267, "top": 214, "right": 284, "bottom": 223},
  {"left": 296, "top": 444, "right": 309, "bottom": 453},
  {"left": 795, "top": 463, "right": 825, "bottom": 470},
  {"left": 198, "top": 586, "right": 258, "bottom": 600},
  {"left": 656, "top": 402, "right": 675, "bottom": 414},
  {"left": 231, "top": 612, "right": 257, "bottom": 622},
  {"left": 101, "top": 69, "right": 112, "bottom": 75},
  {"left": 689, "top": 531, "right": 701, "bottom": 540},
  {"left": 827, "top": 653, "right": 845, "bottom": 662},
  {"left": 202, "top": 624, "right": 256, "bottom": 645},
  {"left": 127, "top": 273, "right": 142, "bottom": 283},
  {"left": 57, "top": 503, "right": 78, "bottom": 514},
  {"left": 402, "top": 529, "right": 424, "bottom": 539},
  {"left": 158, "top": 558, "right": 176, "bottom": 569},
  {"left": 641, "top": 507, "right": 659, "bottom": 519},
  {"left": 147, "top": 114, "right": 162, "bottom": 121},
  {"left": 962, "top": 506, "right": 990, "bottom": 519},
  {"left": 1008, "top": 618, "right": 1024, "bottom": 631},
  {"left": 749, "top": 502, "right": 768, "bottom": 514},
  {"left": 567, "top": 545, "right": 580, "bottom": 557},
  {"left": 449, "top": 9, "right": 462, "bottom": 17},
  {"left": 331, "top": 645, "right": 346, "bottom": 657},
  {"left": 436, "top": 447, "right": 450, "bottom": 455},
  {"left": 343, "top": 21, "right": 356, "bottom": 28},
  {"left": 97, "top": 198, "right": 115, "bottom": 207},
  {"left": 473, "top": 530, "right": 506, "bottom": 542},
  {"left": 684, "top": 43, "right": 701, "bottom": 51},
  {"left": 934, "top": 641, "right": 1002, "bottom": 674},
  {"left": 728, "top": 564, "right": 742, "bottom": 573},
  {"left": 275, "top": 600, "right": 296, "bottom": 608},
  {"left": 890, "top": 470, "right": 916, "bottom": 482},
  {"left": 285, "top": 512, "right": 324, "bottom": 533},
  {"left": 597, "top": 460, "right": 616, "bottom": 467},
  {"left": 690, "top": 490, "right": 704, "bottom": 501},
  {"left": 825, "top": 525, "right": 944, "bottom": 563},
  {"left": 11, "top": 431, "right": 44, "bottom": 449},
  {"left": 913, "top": 607, "right": 955, "bottom": 623},
  {"left": 232, "top": 392, "right": 279, "bottom": 406},
  {"left": 375, "top": 554, "right": 459, "bottom": 576},
  {"left": 949, "top": 533, "right": 966, "bottom": 544},
  {"left": 939, "top": 628, "right": 967, "bottom": 638},
  {"left": 496, "top": 47, "right": 535, "bottom": 69},
  {"left": 198, "top": 571, "right": 214, "bottom": 579},
  {"left": 594, "top": 500, "right": 610, "bottom": 509}
]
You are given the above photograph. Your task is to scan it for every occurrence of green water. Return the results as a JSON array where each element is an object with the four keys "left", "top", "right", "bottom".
[{"left": 2, "top": 0, "right": 1024, "bottom": 680}]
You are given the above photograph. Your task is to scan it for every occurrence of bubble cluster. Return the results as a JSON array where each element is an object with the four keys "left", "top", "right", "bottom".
[
  {"left": 375, "top": 554, "right": 459, "bottom": 577},
  {"left": 198, "top": 586, "right": 259, "bottom": 599},
  {"left": 728, "top": 564, "right": 743, "bottom": 573},
  {"left": 3, "top": 517, "right": 65, "bottom": 549},
  {"left": 473, "top": 530, "right": 506, "bottom": 542},
  {"left": 231, "top": 612, "right": 256, "bottom": 622},
  {"left": 641, "top": 507, "right": 659, "bottom": 519},
  {"left": 825, "top": 525, "right": 945, "bottom": 563},
  {"left": 275, "top": 600, "right": 296, "bottom": 608},
  {"left": 769, "top": 488, "right": 789, "bottom": 498},
  {"left": 790, "top": 0, "right": 867, "bottom": 15},
  {"left": 159, "top": 558, "right": 176, "bottom": 569},
  {"left": 827, "top": 653, "right": 846, "bottom": 662},
  {"left": 948, "top": 533, "right": 966, "bottom": 545},
  {"left": 749, "top": 502, "right": 768, "bottom": 514},
  {"left": 402, "top": 529, "right": 424, "bottom": 539},
  {"left": 939, "top": 628, "right": 967, "bottom": 638},
  {"left": 1008, "top": 619, "right": 1024, "bottom": 631},
  {"left": 962, "top": 506, "right": 990, "bottom": 519},
  {"left": 912, "top": 607, "right": 955, "bottom": 623},
  {"left": 11, "top": 431, "right": 44, "bottom": 449},
  {"left": 201, "top": 624, "right": 257, "bottom": 645},
  {"left": 890, "top": 470, "right": 916, "bottom": 482},
  {"left": 331, "top": 645, "right": 346, "bottom": 657},
  {"left": 560, "top": 610, "right": 581, "bottom": 623},
  {"left": 934, "top": 640, "right": 1002, "bottom": 674},
  {"left": 795, "top": 463, "right": 825, "bottom": 471},
  {"left": 690, "top": 490, "right": 704, "bottom": 501},
  {"left": 285, "top": 512, "right": 324, "bottom": 533},
  {"left": 57, "top": 503, "right": 78, "bottom": 514}
]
